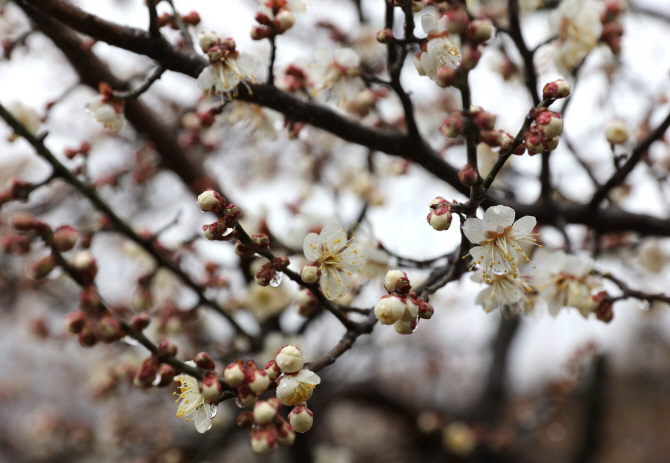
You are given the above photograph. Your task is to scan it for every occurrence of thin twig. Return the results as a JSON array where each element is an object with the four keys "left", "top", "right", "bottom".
[{"left": 112, "top": 66, "right": 165, "bottom": 100}]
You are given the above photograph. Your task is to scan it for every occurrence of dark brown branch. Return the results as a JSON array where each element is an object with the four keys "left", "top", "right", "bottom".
[
  {"left": 601, "top": 272, "right": 670, "bottom": 305},
  {"left": 146, "top": 0, "right": 160, "bottom": 38}
]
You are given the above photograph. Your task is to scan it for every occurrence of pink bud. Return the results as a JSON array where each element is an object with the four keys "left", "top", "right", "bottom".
[
  {"left": 525, "top": 131, "right": 544, "bottom": 154},
  {"left": 195, "top": 352, "right": 215, "bottom": 370},
  {"left": 155, "top": 364, "right": 178, "bottom": 387},
  {"left": 467, "top": 19, "right": 494, "bottom": 43},
  {"left": 435, "top": 67, "right": 458, "bottom": 88},
  {"left": 130, "top": 312, "right": 151, "bottom": 331},
  {"left": 542, "top": 79, "right": 571, "bottom": 100},
  {"left": 78, "top": 319, "right": 99, "bottom": 347},
  {"left": 288, "top": 405, "right": 314, "bottom": 433},
  {"left": 273, "top": 255, "right": 290, "bottom": 271},
  {"left": 440, "top": 111, "right": 464, "bottom": 139},
  {"left": 251, "top": 233, "right": 270, "bottom": 250},
  {"left": 536, "top": 111, "right": 563, "bottom": 139},
  {"left": 156, "top": 340, "right": 178, "bottom": 360},
  {"left": 277, "top": 418, "right": 296, "bottom": 446},
  {"left": 95, "top": 313, "right": 124, "bottom": 343},
  {"left": 251, "top": 425, "right": 278, "bottom": 454},
  {"left": 458, "top": 164, "right": 477, "bottom": 187},
  {"left": 26, "top": 255, "right": 56, "bottom": 280},
  {"left": 479, "top": 130, "right": 502, "bottom": 147},
  {"left": 224, "top": 360, "right": 247, "bottom": 387},
  {"left": 71, "top": 251, "right": 98, "bottom": 283},
  {"left": 264, "top": 360, "right": 282, "bottom": 380},
  {"left": 461, "top": 44, "right": 482, "bottom": 71},
  {"left": 376, "top": 28, "right": 393, "bottom": 43},
  {"left": 445, "top": 6, "right": 469, "bottom": 34},
  {"left": 237, "top": 411, "right": 254, "bottom": 428},
  {"left": 418, "top": 300, "right": 434, "bottom": 319},
  {"left": 133, "top": 356, "right": 159, "bottom": 389},
  {"left": 234, "top": 240, "right": 255, "bottom": 258},
  {"left": 247, "top": 369, "right": 270, "bottom": 393},
  {"left": 53, "top": 225, "right": 79, "bottom": 251},
  {"left": 199, "top": 371, "right": 222, "bottom": 401},
  {"left": 64, "top": 310, "right": 88, "bottom": 334}
]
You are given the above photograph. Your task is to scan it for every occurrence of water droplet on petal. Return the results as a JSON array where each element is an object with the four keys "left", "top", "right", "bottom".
[
  {"left": 122, "top": 335, "right": 139, "bottom": 346},
  {"left": 222, "top": 228, "right": 235, "bottom": 237},
  {"left": 269, "top": 272, "right": 283, "bottom": 288},
  {"left": 209, "top": 403, "right": 218, "bottom": 418},
  {"left": 152, "top": 373, "right": 163, "bottom": 386}
]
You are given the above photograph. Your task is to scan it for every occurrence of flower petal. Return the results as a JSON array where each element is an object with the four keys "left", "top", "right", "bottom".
[
  {"left": 319, "top": 223, "right": 347, "bottom": 253},
  {"left": 463, "top": 218, "right": 487, "bottom": 245},
  {"left": 320, "top": 267, "right": 344, "bottom": 300},
  {"left": 483, "top": 205, "right": 515, "bottom": 231},
  {"left": 196, "top": 66, "right": 217, "bottom": 91},
  {"left": 303, "top": 232, "right": 322, "bottom": 262},
  {"left": 314, "top": 47, "right": 334, "bottom": 65},
  {"left": 194, "top": 405, "right": 212, "bottom": 433},
  {"left": 335, "top": 48, "right": 360, "bottom": 67},
  {"left": 297, "top": 369, "right": 321, "bottom": 385},
  {"left": 421, "top": 14, "right": 438, "bottom": 34},
  {"left": 512, "top": 215, "right": 536, "bottom": 235},
  {"left": 237, "top": 52, "right": 262, "bottom": 74}
]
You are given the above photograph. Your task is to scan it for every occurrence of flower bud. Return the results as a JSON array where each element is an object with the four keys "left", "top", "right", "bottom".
[
  {"left": 445, "top": 6, "right": 469, "bottom": 34},
  {"left": 545, "top": 137, "right": 559, "bottom": 151},
  {"left": 71, "top": 251, "right": 98, "bottom": 282},
  {"left": 223, "top": 204, "right": 241, "bottom": 226},
  {"left": 377, "top": 28, "right": 393, "bottom": 43},
  {"left": 156, "top": 340, "right": 178, "bottom": 360},
  {"left": 594, "top": 292, "right": 614, "bottom": 323},
  {"left": 402, "top": 298, "right": 419, "bottom": 322},
  {"left": 542, "top": 79, "right": 571, "bottom": 100},
  {"left": 181, "top": 11, "right": 201, "bottom": 25},
  {"left": 288, "top": 405, "right": 314, "bottom": 433},
  {"left": 394, "top": 319, "right": 415, "bottom": 335},
  {"left": 536, "top": 111, "right": 563, "bottom": 138},
  {"left": 275, "top": 9, "right": 295, "bottom": 33},
  {"left": 224, "top": 360, "right": 247, "bottom": 387},
  {"left": 264, "top": 360, "right": 282, "bottom": 380},
  {"left": 234, "top": 240, "right": 255, "bottom": 258},
  {"left": 273, "top": 255, "right": 290, "bottom": 271},
  {"left": 275, "top": 345, "right": 303, "bottom": 373},
  {"left": 64, "top": 310, "right": 87, "bottom": 334},
  {"left": 277, "top": 419, "right": 296, "bottom": 446},
  {"left": 525, "top": 131, "right": 544, "bottom": 154},
  {"left": 26, "top": 255, "right": 56, "bottom": 280},
  {"left": 467, "top": 19, "right": 494, "bottom": 43},
  {"left": 499, "top": 132, "right": 514, "bottom": 151},
  {"left": 255, "top": 263, "right": 276, "bottom": 286},
  {"left": 460, "top": 44, "right": 482, "bottom": 71},
  {"left": 247, "top": 369, "right": 270, "bottom": 393},
  {"left": 197, "top": 189, "right": 225, "bottom": 213},
  {"left": 251, "top": 426, "right": 278, "bottom": 454},
  {"left": 294, "top": 289, "right": 318, "bottom": 317},
  {"left": 237, "top": 411, "right": 254, "bottom": 428},
  {"left": 440, "top": 112, "right": 464, "bottom": 138},
  {"left": 251, "top": 233, "right": 270, "bottom": 250},
  {"left": 78, "top": 319, "right": 99, "bottom": 347},
  {"left": 130, "top": 312, "right": 151, "bottom": 331},
  {"left": 436, "top": 67, "right": 458, "bottom": 88},
  {"left": 53, "top": 225, "right": 79, "bottom": 251},
  {"left": 155, "top": 364, "right": 178, "bottom": 387},
  {"left": 237, "top": 384, "right": 259, "bottom": 407},
  {"left": 199, "top": 371, "right": 222, "bottom": 401},
  {"left": 300, "top": 263, "right": 321, "bottom": 284},
  {"left": 418, "top": 300, "right": 434, "bottom": 319},
  {"left": 480, "top": 129, "right": 502, "bottom": 147},
  {"left": 11, "top": 212, "right": 49, "bottom": 233},
  {"left": 374, "top": 294, "right": 406, "bottom": 325},
  {"left": 412, "top": 0, "right": 424, "bottom": 12},
  {"left": 207, "top": 47, "right": 223, "bottom": 63},
  {"left": 254, "top": 400, "right": 279, "bottom": 425},
  {"left": 1, "top": 234, "right": 31, "bottom": 254},
  {"left": 96, "top": 313, "right": 124, "bottom": 343},
  {"left": 384, "top": 270, "right": 411, "bottom": 294},
  {"left": 199, "top": 31, "right": 218, "bottom": 53},
  {"left": 458, "top": 164, "right": 477, "bottom": 187},
  {"left": 472, "top": 109, "right": 497, "bottom": 131},
  {"left": 195, "top": 352, "right": 215, "bottom": 370},
  {"left": 605, "top": 120, "right": 629, "bottom": 145},
  {"left": 133, "top": 356, "right": 159, "bottom": 389}
]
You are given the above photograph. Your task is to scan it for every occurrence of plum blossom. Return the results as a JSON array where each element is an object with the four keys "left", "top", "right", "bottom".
[
  {"left": 86, "top": 95, "right": 124, "bottom": 133},
  {"left": 310, "top": 47, "right": 365, "bottom": 105},
  {"left": 276, "top": 369, "right": 321, "bottom": 406},
  {"left": 196, "top": 33, "right": 261, "bottom": 101},
  {"left": 7, "top": 102, "right": 40, "bottom": 141},
  {"left": 463, "top": 205, "right": 538, "bottom": 279},
  {"left": 549, "top": 0, "right": 604, "bottom": 72},
  {"left": 303, "top": 223, "right": 366, "bottom": 300},
  {"left": 226, "top": 101, "right": 278, "bottom": 140},
  {"left": 534, "top": 250, "right": 603, "bottom": 317},
  {"left": 471, "top": 269, "right": 534, "bottom": 317},
  {"left": 174, "top": 361, "right": 213, "bottom": 433},
  {"left": 415, "top": 15, "right": 460, "bottom": 81}
]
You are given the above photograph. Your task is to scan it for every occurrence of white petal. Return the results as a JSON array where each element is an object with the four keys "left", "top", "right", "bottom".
[
  {"left": 462, "top": 218, "right": 487, "bottom": 244},
  {"left": 483, "top": 205, "right": 515, "bottom": 232},
  {"left": 335, "top": 48, "right": 360, "bottom": 68},
  {"left": 219, "top": 65, "right": 241, "bottom": 91},
  {"left": 470, "top": 269, "right": 486, "bottom": 283},
  {"left": 320, "top": 268, "right": 344, "bottom": 300},
  {"left": 297, "top": 369, "right": 321, "bottom": 385},
  {"left": 469, "top": 245, "right": 487, "bottom": 264},
  {"left": 303, "top": 232, "right": 322, "bottom": 262},
  {"left": 194, "top": 406, "right": 212, "bottom": 433},
  {"left": 314, "top": 47, "right": 334, "bottom": 66},
  {"left": 196, "top": 66, "right": 217, "bottom": 91},
  {"left": 512, "top": 215, "right": 536, "bottom": 235},
  {"left": 236, "top": 52, "right": 262, "bottom": 74},
  {"left": 421, "top": 14, "right": 438, "bottom": 34},
  {"left": 319, "top": 223, "right": 347, "bottom": 253}
]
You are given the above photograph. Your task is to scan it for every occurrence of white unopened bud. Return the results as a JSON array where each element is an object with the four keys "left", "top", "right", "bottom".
[
  {"left": 223, "top": 361, "right": 246, "bottom": 387},
  {"left": 254, "top": 400, "right": 279, "bottom": 425},
  {"left": 275, "top": 9, "right": 295, "bottom": 32},
  {"left": 248, "top": 370, "right": 270, "bottom": 393},
  {"left": 199, "top": 372, "right": 222, "bottom": 401},
  {"left": 288, "top": 405, "right": 314, "bottom": 433},
  {"left": 374, "top": 295, "right": 406, "bottom": 325},
  {"left": 383, "top": 270, "right": 407, "bottom": 293},
  {"left": 536, "top": 111, "right": 563, "bottom": 139},
  {"left": 199, "top": 31, "right": 218, "bottom": 53},
  {"left": 300, "top": 263, "right": 320, "bottom": 284},
  {"left": 428, "top": 207, "right": 452, "bottom": 231},
  {"left": 197, "top": 189, "right": 225, "bottom": 212},
  {"left": 401, "top": 299, "right": 419, "bottom": 322},
  {"left": 605, "top": 120, "right": 629, "bottom": 145},
  {"left": 545, "top": 137, "right": 559, "bottom": 151},
  {"left": 294, "top": 289, "right": 317, "bottom": 317},
  {"left": 276, "top": 345, "right": 303, "bottom": 373},
  {"left": 394, "top": 319, "right": 414, "bottom": 335},
  {"left": 251, "top": 428, "right": 277, "bottom": 454}
]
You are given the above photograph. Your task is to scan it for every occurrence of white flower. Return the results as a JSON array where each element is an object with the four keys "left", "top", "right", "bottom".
[
  {"left": 243, "top": 281, "right": 294, "bottom": 322},
  {"left": 417, "top": 15, "right": 460, "bottom": 81},
  {"left": 174, "top": 361, "right": 213, "bottom": 433},
  {"left": 7, "top": 102, "right": 40, "bottom": 141},
  {"left": 534, "top": 250, "right": 602, "bottom": 317},
  {"left": 471, "top": 269, "right": 534, "bottom": 316},
  {"left": 86, "top": 96, "right": 124, "bottom": 133},
  {"left": 310, "top": 47, "right": 365, "bottom": 105},
  {"left": 463, "top": 205, "right": 538, "bottom": 279},
  {"left": 226, "top": 101, "right": 277, "bottom": 140},
  {"left": 196, "top": 36, "right": 261, "bottom": 100},
  {"left": 256, "top": 0, "right": 308, "bottom": 14},
  {"left": 276, "top": 369, "right": 321, "bottom": 406},
  {"left": 549, "top": 0, "right": 604, "bottom": 72},
  {"left": 303, "top": 223, "right": 366, "bottom": 300}
]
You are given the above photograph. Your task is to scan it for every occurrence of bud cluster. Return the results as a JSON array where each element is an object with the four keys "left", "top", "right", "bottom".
[
  {"left": 230, "top": 345, "right": 320, "bottom": 454},
  {"left": 440, "top": 107, "right": 513, "bottom": 154},
  {"left": 199, "top": 32, "right": 240, "bottom": 64},
  {"left": 251, "top": 0, "right": 296, "bottom": 40},
  {"left": 64, "top": 285, "right": 125, "bottom": 348},
  {"left": 374, "top": 270, "right": 434, "bottom": 334},
  {"left": 600, "top": 0, "right": 626, "bottom": 55},
  {"left": 523, "top": 108, "right": 564, "bottom": 155},
  {"left": 198, "top": 189, "right": 242, "bottom": 240},
  {"left": 157, "top": 10, "right": 201, "bottom": 30}
]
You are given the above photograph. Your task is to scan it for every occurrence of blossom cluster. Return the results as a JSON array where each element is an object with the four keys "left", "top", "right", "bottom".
[
  {"left": 373, "top": 270, "right": 434, "bottom": 334},
  {"left": 224, "top": 346, "right": 320, "bottom": 454},
  {"left": 251, "top": 0, "right": 304, "bottom": 40},
  {"left": 86, "top": 82, "right": 125, "bottom": 133},
  {"left": 301, "top": 223, "right": 365, "bottom": 301}
]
